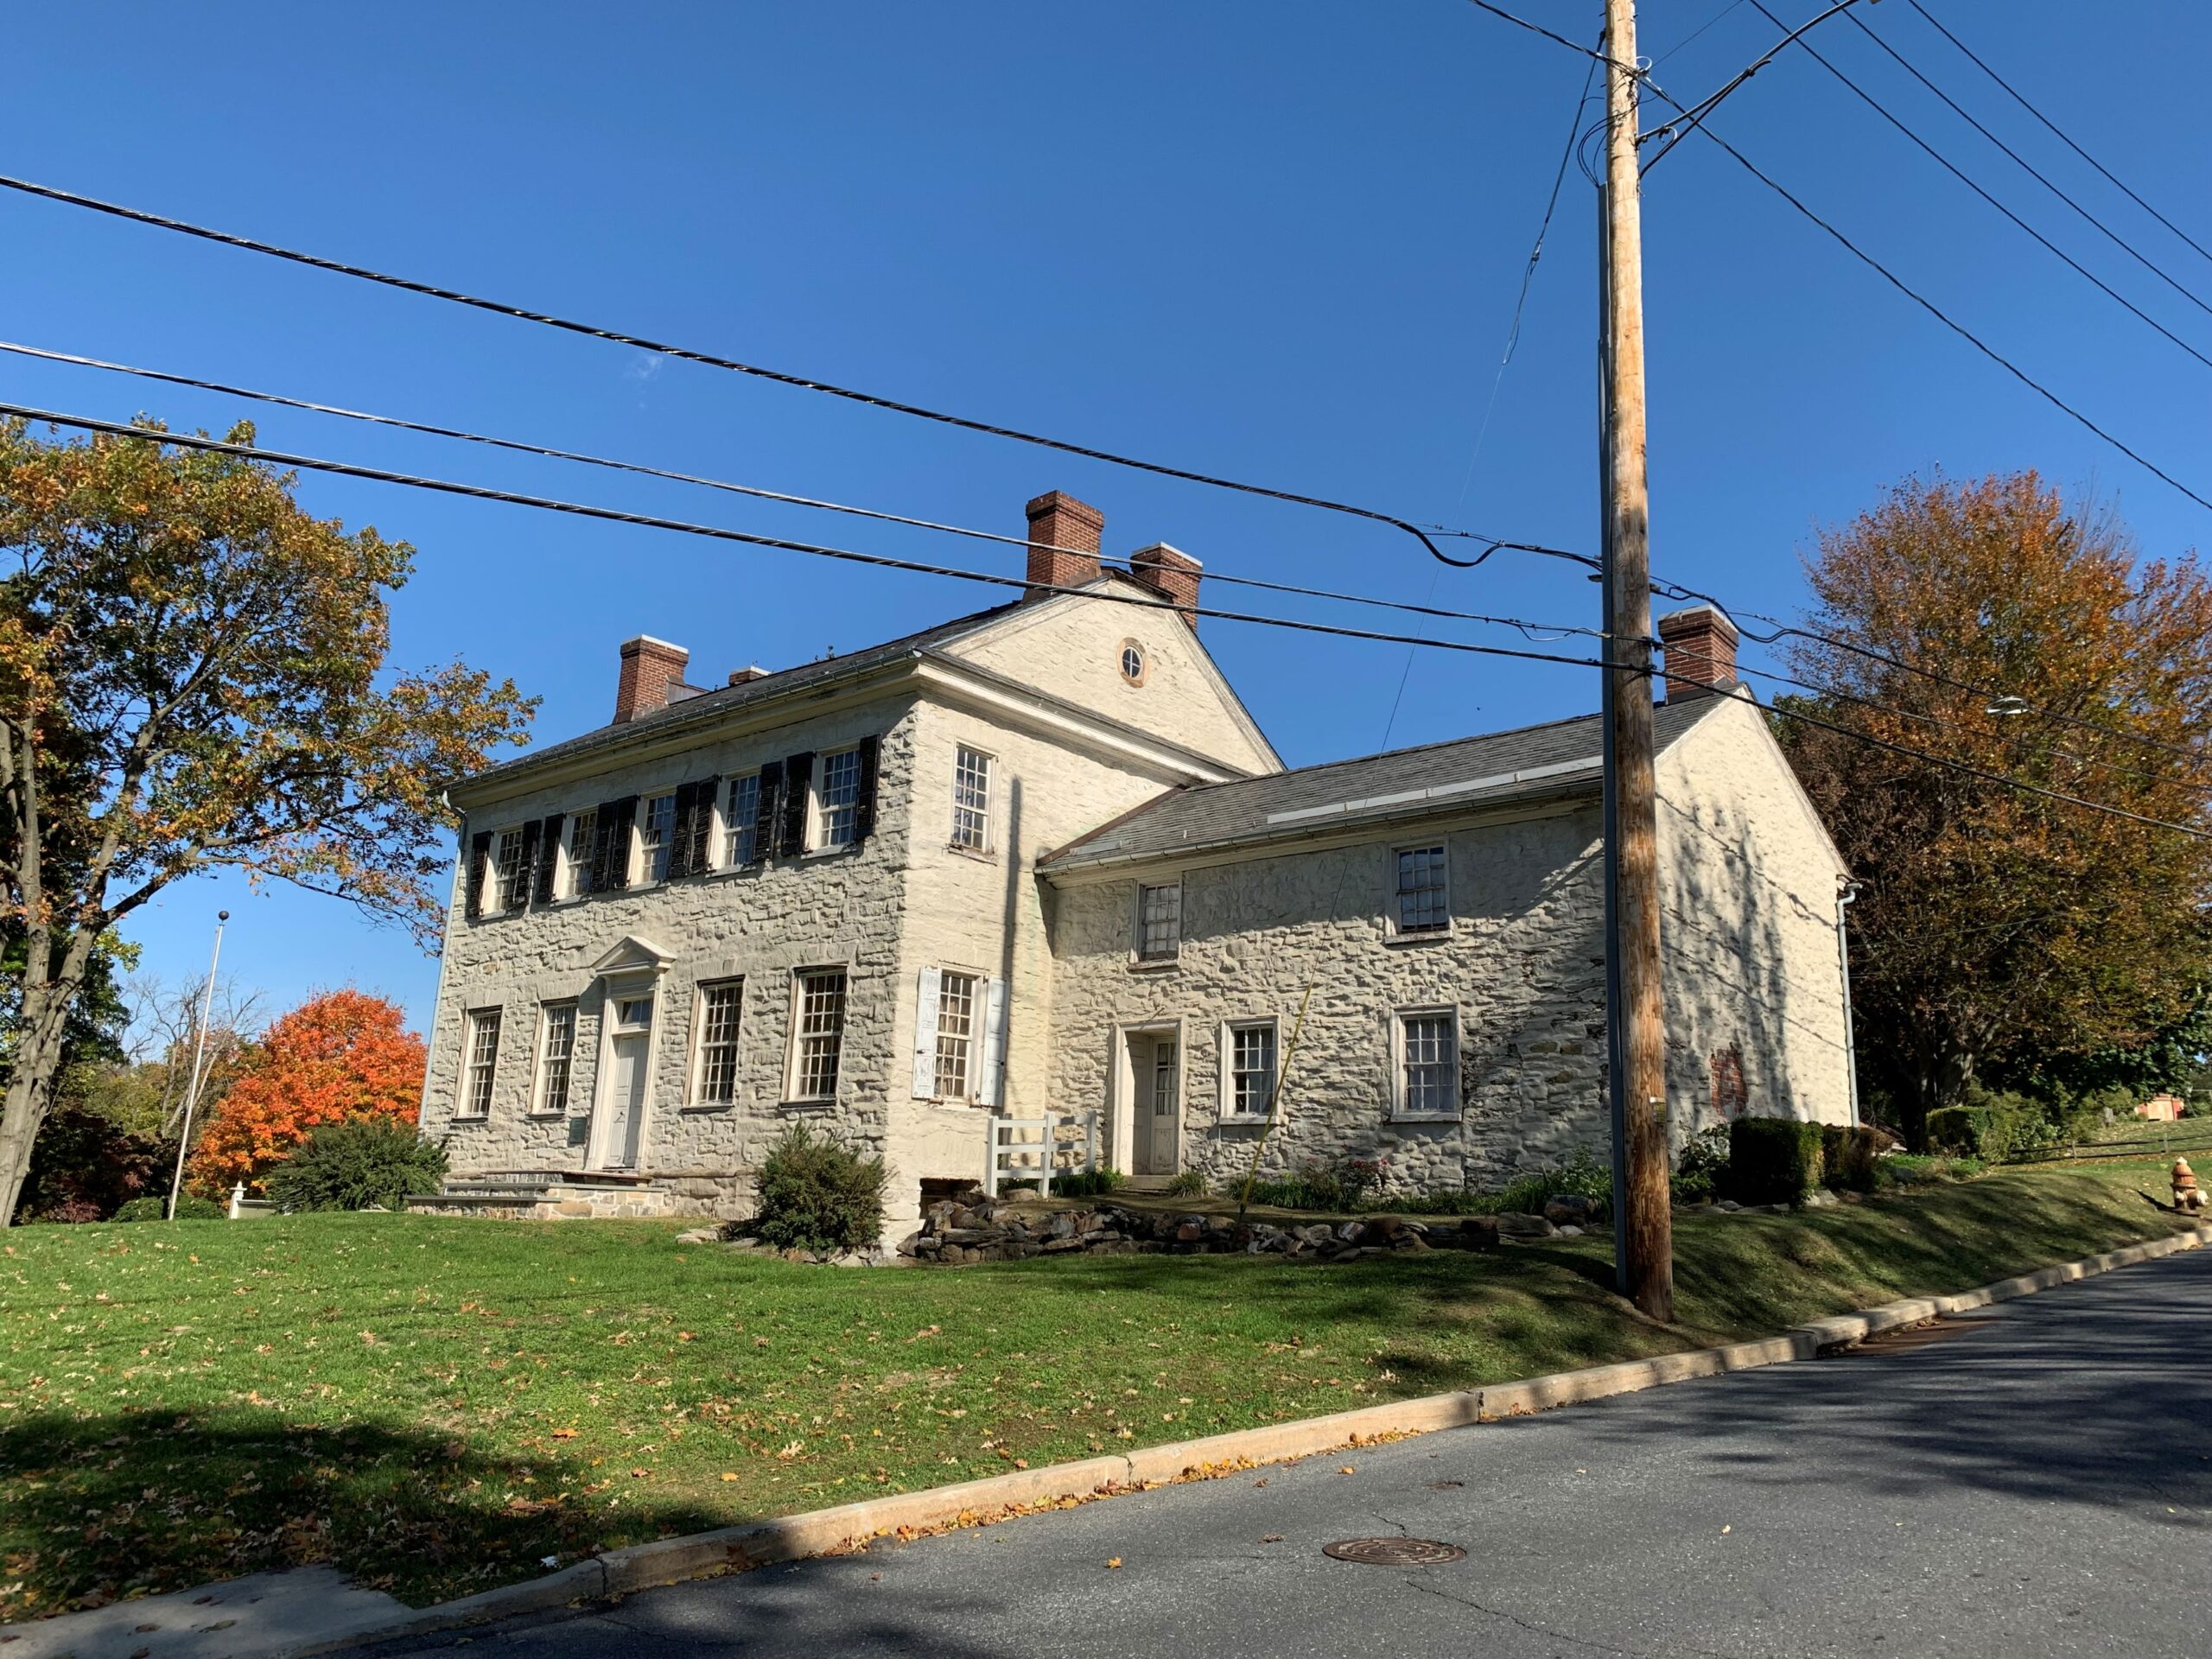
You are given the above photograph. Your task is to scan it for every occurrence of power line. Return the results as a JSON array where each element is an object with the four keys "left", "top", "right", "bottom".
[
  {"left": 1641, "top": 0, "right": 1874, "bottom": 167},
  {"left": 0, "top": 338, "right": 1606, "bottom": 646},
  {"left": 0, "top": 171, "right": 1573, "bottom": 575},
  {"left": 1652, "top": 0, "right": 1747, "bottom": 66},
  {"left": 1902, "top": 0, "right": 2212, "bottom": 271},
  {"left": 10, "top": 400, "right": 2204, "bottom": 842},
  {"left": 0, "top": 401, "right": 1614, "bottom": 674},
  {"left": 1742, "top": 0, "right": 2212, "bottom": 375},
  {"left": 1842, "top": 3, "right": 2212, "bottom": 326}
]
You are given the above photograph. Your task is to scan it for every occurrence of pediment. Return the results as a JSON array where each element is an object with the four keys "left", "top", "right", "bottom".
[{"left": 587, "top": 933, "right": 678, "bottom": 979}]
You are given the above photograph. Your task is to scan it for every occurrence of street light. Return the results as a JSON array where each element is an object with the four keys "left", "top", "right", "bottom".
[{"left": 163, "top": 910, "right": 229, "bottom": 1221}]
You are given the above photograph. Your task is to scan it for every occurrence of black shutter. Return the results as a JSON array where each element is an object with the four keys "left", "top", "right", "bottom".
[
  {"left": 752, "top": 761, "right": 783, "bottom": 864},
  {"left": 852, "top": 735, "right": 880, "bottom": 845},
  {"left": 779, "top": 752, "right": 814, "bottom": 858},
  {"left": 594, "top": 796, "right": 638, "bottom": 892},
  {"left": 464, "top": 830, "right": 492, "bottom": 920},
  {"left": 534, "top": 813, "right": 564, "bottom": 905},
  {"left": 692, "top": 775, "right": 719, "bottom": 871},
  {"left": 665, "top": 783, "right": 696, "bottom": 880},
  {"left": 515, "top": 818, "right": 543, "bottom": 910},
  {"left": 668, "top": 779, "right": 715, "bottom": 880}
]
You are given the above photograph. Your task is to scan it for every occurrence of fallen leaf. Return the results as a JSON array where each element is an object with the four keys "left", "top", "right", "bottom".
[
  {"left": 1254, "top": 1478, "right": 1269, "bottom": 1488},
  {"left": 1262, "top": 1535, "right": 1284, "bottom": 1543},
  {"left": 1720, "top": 1525, "right": 1732, "bottom": 1535},
  {"left": 721, "top": 1472, "right": 739, "bottom": 1482},
  {"left": 550, "top": 1428, "right": 579, "bottom": 1440},
  {"left": 1105, "top": 1558, "right": 1122, "bottom": 1569},
  {"left": 1338, "top": 1465, "right": 1357, "bottom": 1476}
]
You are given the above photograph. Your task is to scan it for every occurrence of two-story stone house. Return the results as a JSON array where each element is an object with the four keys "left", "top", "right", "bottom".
[{"left": 417, "top": 488, "right": 1853, "bottom": 1236}]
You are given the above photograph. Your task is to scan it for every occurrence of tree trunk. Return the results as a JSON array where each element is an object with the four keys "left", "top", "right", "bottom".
[{"left": 0, "top": 1005, "right": 69, "bottom": 1224}]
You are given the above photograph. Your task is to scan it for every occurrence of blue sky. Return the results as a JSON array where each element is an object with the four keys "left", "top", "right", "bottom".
[{"left": 6, "top": 2, "right": 2206, "bottom": 1037}]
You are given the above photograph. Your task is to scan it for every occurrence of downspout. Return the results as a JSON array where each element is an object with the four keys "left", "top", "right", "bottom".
[
  {"left": 416, "top": 790, "right": 460, "bottom": 1165},
  {"left": 1835, "top": 876, "right": 1861, "bottom": 1128}
]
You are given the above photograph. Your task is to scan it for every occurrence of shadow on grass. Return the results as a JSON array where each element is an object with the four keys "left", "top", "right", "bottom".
[{"left": 0, "top": 1410, "right": 732, "bottom": 1620}]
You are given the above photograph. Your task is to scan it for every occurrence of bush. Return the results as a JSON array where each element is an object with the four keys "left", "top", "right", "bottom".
[
  {"left": 1821, "top": 1124, "right": 1884, "bottom": 1193},
  {"left": 1674, "top": 1125, "right": 1731, "bottom": 1204},
  {"left": 112, "top": 1194, "right": 224, "bottom": 1221},
  {"left": 753, "top": 1122, "right": 887, "bottom": 1251},
  {"left": 1052, "top": 1167, "right": 1127, "bottom": 1198},
  {"left": 1238, "top": 1154, "right": 1389, "bottom": 1211},
  {"left": 1161, "top": 1169, "right": 1208, "bottom": 1198},
  {"left": 264, "top": 1117, "right": 449, "bottom": 1212},
  {"left": 1729, "top": 1117, "right": 1826, "bottom": 1204},
  {"left": 12, "top": 1106, "right": 168, "bottom": 1224}
]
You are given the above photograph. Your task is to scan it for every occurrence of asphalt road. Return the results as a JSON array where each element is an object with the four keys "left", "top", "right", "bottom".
[{"left": 372, "top": 1246, "right": 2212, "bottom": 1659}]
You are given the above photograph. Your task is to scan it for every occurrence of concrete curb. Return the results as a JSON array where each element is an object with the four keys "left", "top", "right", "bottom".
[{"left": 300, "top": 1219, "right": 2212, "bottom": 1655}]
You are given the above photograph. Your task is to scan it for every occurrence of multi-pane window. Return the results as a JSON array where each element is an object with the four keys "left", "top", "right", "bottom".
[
  {"left": 563, "top": 809, "right": 597, "bottom": 898},
  {"left": 694, "top": 980, "right": 744, "bottom": 1103},
  {"left": 791, "top": 969, "right": 848, "bottom": 1100},
  {"left": 933, "top": 970, "right": 978, "bottom": 1098},
  {"left": 1395, "top": 845, "right": 1450, "bottom": 934},
  {"left": 724, "top": 774, "right": 760, "bottom": 867},
  {"left": 639, "top": 793, "right": 677, "bottom": 883},
  {"left": 1398, "top": 1011, "right": 1459, "bottom": 1118},
  {"left": 950, "top": 747, "right": 992, "bottom": 851},
  {"left": 1227, "top": 1022, "right": 1276, "bottom": 1118},
  {"left": 493, "top": 828, "right": 529, "bottom": 912},
  {"left": 1137, "top": 882, "right": 1182, "bottom": 961},
  {"left": 462, "top": 1009, "right": 501, "bottom": 1117},
  {"left": 536, "top": 1003, "right": 576, "bottom": 1115},
  {"left": 818, "top": 750, "right": 862, "bottom": 849}
]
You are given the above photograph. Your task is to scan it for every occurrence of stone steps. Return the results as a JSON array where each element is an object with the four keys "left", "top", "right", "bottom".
[{"left": 405, "top": 1173, "right": 676, "bottom": 1220}]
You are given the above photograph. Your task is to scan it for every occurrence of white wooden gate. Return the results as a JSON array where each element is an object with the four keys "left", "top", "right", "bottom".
[{"left": 984, "top": 1111, "right": 1100, "bottom": 1198}]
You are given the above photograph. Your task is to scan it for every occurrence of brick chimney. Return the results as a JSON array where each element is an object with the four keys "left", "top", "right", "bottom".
[
  {"left": 1130, "top": 543, "right": 1203, "bottom": 631},
  {"left": 727, "top": 664, "right": 769, "bottom": 686},
  {"left": 1656, "top": 605, "right": 1739, "bottom": 702},
  {"left": 613, "top": 635, "right": 690, "bottom": 723},
  {"left": 1024, "top": 490, "right": 1103, "bottom": 599}
]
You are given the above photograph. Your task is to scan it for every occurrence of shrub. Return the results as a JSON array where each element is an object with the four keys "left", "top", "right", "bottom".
[
  {"left": 12, "top": 1106, "right": 167, "bottom": 1224},
  {"left": 1161, "top": 1169, "right": 1208, "bottom": 1198},
  {"left": 1238, "top": 1154, "right": 1388, "bottom": 1211},
  {"left": 1729, "top": 1117, "right": 1826, "bottom": 1204},
  {"left": 1923, "top": 1104, "right": 1987, "bottom": 1157},
  {"left": 1052, "top": 1167, "right": 1127, "bottom": 1198},
  {"left": 112, "top": 1193, "right": 225, "bottom": 1221},
  {"left": 1674, "top": 1125, "right": 1732, "bottom": 1204},
  {"left": 264, "top": 1117, "right": 448, "bottom": 1212},
  {"left": 753, "top": 1122, "right": 887, "bottom": 1251},
  {"left": 1821, "top": 1124, "right": 1884, "bottom": 1193}
]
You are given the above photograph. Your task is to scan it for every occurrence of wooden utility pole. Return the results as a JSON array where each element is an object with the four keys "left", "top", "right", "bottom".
[{"left": 1599, "top": 0, "right": 1675, "bottom": 1320}]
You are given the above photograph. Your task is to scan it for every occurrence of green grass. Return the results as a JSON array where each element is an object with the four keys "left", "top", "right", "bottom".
[{"left": 0, "top": 1158, "right": 2194, "bottom": 1619}]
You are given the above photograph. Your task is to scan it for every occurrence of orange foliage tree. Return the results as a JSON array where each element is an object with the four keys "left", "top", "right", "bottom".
[{"left": 188, "top": 990, "right": 427, "bottom": 1192}]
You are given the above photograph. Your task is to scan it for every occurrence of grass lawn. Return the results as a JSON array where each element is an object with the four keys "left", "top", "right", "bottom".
[{"left": 0, "top": 1155, "right": 2196, "bottom": 1619}]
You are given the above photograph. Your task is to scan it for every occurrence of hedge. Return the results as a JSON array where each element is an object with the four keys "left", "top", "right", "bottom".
[{"left": 1728, "top": 1117, "right": 1826, "bottom": 1204}]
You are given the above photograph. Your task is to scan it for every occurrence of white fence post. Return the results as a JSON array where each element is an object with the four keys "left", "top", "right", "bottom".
[{"left": 228, "top": 1182, "right": 245, "bottom": 1221}]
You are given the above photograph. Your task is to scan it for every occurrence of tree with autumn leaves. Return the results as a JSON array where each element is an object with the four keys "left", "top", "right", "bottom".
[
  {"left": 0, "top": 419, "right": 533, "bottom": 1223},
  {"left": 188, "top": 989, "right": 428, "bottom": 1193},
  {"left": 1777, "top": 472, "right": 2212, "bottom": 1147}
]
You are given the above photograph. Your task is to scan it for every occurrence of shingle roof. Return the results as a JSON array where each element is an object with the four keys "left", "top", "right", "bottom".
[{"left": 1037, "top": 693, "right": 1732, "bottom": 871}]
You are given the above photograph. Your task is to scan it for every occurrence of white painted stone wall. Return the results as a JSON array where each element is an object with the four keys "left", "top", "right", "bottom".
[{"left": 1039, "top": 696, "right": 1852, "bottom": 1198}]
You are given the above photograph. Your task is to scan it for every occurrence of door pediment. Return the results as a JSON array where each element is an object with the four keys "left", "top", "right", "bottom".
[{"left": 587, "top": 933, "right": 678, "bottom": 982}]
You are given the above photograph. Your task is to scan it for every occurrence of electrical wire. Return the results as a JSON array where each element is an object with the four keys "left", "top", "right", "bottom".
[
  {"left": 0, "top": 400, "right": 1614, "bottom": 673},
  {"left": 1902, "top": 0, "right": 2212, "bottom": 271},
  {"left": 0, "top": 338, "right": 1607, "bottom": 646},
  {"left": 1741, "top": 0, "right": 2212, "bottom": 375},
  {"left": 0, "top": 171, "right": 1575, "bottom": 575},
  {"left": 1842, "top": 3, "right": 2212, "bottom": 324},
  {"left": 8, "top": 400, "right": 2204, "bottom": 842},
  {"left": 1652, "top": 0, "right": 1747, "bottom": 66},
  {"left": 1640, "top": 0, "right": 1873, "bottom": 167}
]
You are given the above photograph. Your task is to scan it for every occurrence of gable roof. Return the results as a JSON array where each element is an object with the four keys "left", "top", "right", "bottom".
[{"left": 1038, "top": 694, "right": 1733, "bottom": 872}]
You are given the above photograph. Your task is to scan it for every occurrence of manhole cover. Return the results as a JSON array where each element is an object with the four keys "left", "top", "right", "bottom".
[{"left": 1322, "top": 1536, "right": 1466, "bottom": 1567}]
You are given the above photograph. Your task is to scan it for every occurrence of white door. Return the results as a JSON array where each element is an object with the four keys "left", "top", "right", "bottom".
[
  {"left": 1138, "top": 1038, "right": 1179, "bottom": 1176},
  {"left": 596, "top": 996, "right": 653, "bottom": 1170}
]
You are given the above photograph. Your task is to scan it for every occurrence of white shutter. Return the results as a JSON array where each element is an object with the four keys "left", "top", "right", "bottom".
[
  {"left": 980, "top": 977, "right": 1008, "bottom": 1109},
  {"left": 912, "top": 965, "right": 942, "bottom": 1098}
]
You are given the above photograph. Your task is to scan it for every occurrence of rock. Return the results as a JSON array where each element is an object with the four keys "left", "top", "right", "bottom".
[
  {"left": 1299, "top": 1224, "right": 1336, "bottom": 1247},
  {"left": 949, "top": 1206, "right": 979, "bottom": 1230},
  {"left": 830, "top": 1251, "right": 868, "bottom": 1267},
  {"left": 912, "top": 1235, "right": 942, "bottom": 1254},
  {"left": 725, "top": 1236, "right": 765, "bottom": 1252},
  {"left": 1175, "top": 1222, "right": 1205, "bottom": 1243},
  {"left": 1716, "top": 1199, "right": 1743, "bottom": 1212},
  {"left": 675, "top": 1226, "right": 721, "bottom": 1245},
  {"left": 1334, "top": 1221, "right": 1366, "bottom": 1243},
  {"left": 1496, "top": 1212, "right": 1558, "bottom": 1240},
  {"left": 1542, "top": 1196, "right": 1595, "bottom": 1226},
  {"left": 1457, "top": 1217, "right": 1501, "bottom": 1248},
  {"left": 1041, "top": 1236, "right": 1085, "bottom": 1253},
  {"left": 1556, "top": 1224, "right": 1585, "bottom": 1237},
  {"left": 1391, "top": 1231, "right": 1432, "bottom": 1251},
  {"left": 1047, "top": 1214, "right": 1077, "bottom": 1239},
  {"left": 940, "top": 1227, "right": 1001, "bottom": 1245},
  {"left": 1203, "top": 1214, "right": 1235, "bottom": 1236},
  {"left": 1802, "top": 1189, "right": 1840, "bottom": 1209}
]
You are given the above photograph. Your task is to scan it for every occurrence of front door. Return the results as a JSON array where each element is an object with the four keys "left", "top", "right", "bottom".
[
  {"left": 595, "top": 996, "right": 653, "bottom": 1170},
  {"left": 1136, "top": 1037, "right": 1179, "bottom": 1176}
]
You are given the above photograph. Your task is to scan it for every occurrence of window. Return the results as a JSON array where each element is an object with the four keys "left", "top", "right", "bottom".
[
  {"left": 1396, "top": 1010, "right": 1459, "bottom": 1119},
  {"left": 462, "top": 1008, "right": 501, "bottom": 1117},
  {"left": 950, "top": 747, "right": 992, "bottom": 851},
  {"left": 817, "top": 749, "right": 862, "bottom": 849},
  {"left": 535, "top": 1003, "right": 576, "bottom": 1115},
  {"left": 1120, "top": 641, "right": 1147, "bottom": 685},
  {"left": 1395, "top": 844, "right": 1450, "bottom": 934},
  {"left": 563, "top": 809, "right": 597, "bottom": 898},
  {"left": 493, "top": 827, "right": 529, "bottom": 912},
  {"left": 1225, "top": 1021, "right": 1277, "bottom": 1119},
  {"left": 791, "top": 969, "right": 848, "bottom": 1100},
  {"left": 1136, "top": 881, "right": 1181, "bottom": 962},
  {"left": 639, "top": 792, "right": 677, "bottom": 882},
  {"left": 693, "top": 980, "right": 744, "bottom": 1104},
  {"left": 933, "top": 970, "right": 978, "bottom": 1098},
  {"left": 723, "top": 774, "right": 760, "bottom": 867}
]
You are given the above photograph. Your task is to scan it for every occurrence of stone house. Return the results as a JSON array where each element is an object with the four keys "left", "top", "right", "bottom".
[{"left": 416, "top": 488, "right": 1853, "bottom": 1235}]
